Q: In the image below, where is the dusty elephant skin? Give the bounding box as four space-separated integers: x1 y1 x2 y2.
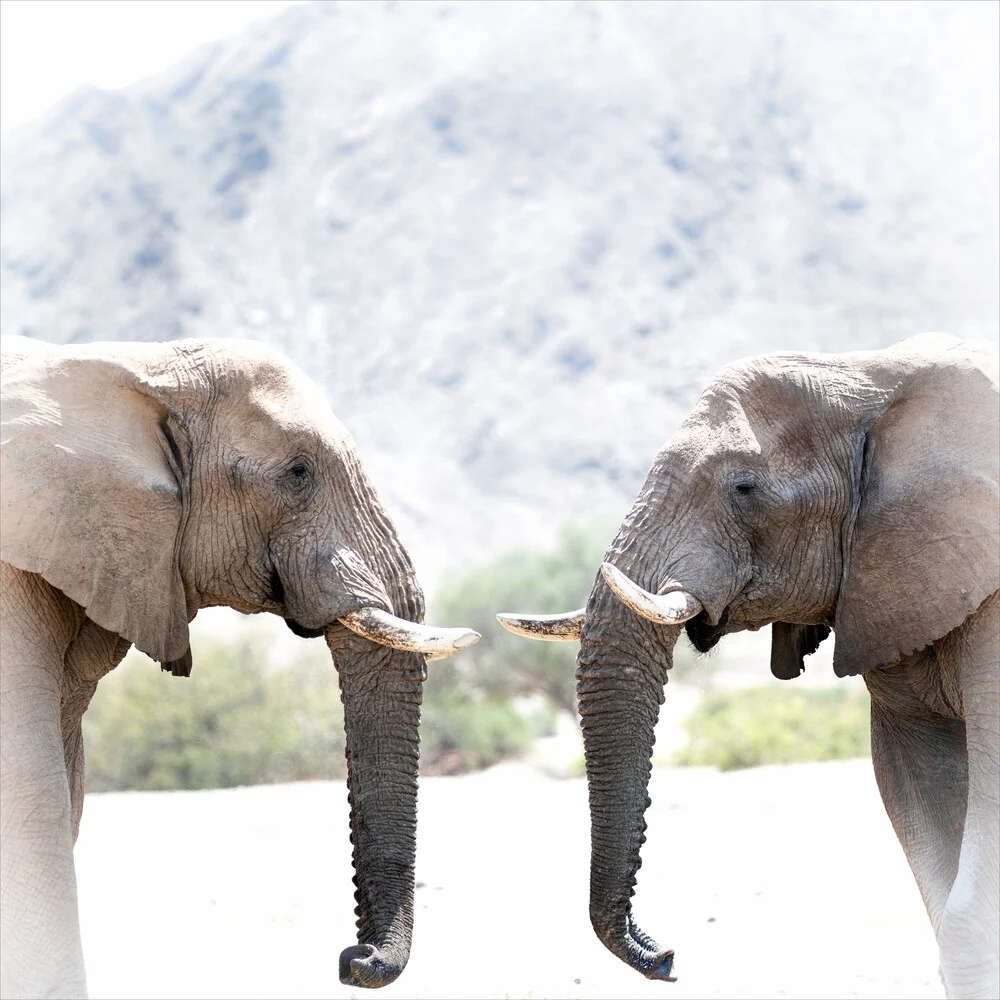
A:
0 336 478 998
500 334 999 999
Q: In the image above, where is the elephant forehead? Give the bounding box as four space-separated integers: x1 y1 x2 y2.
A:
694 360 863 439
667 390 761 465
713 353 865 403
217 397 352 459
211 361 352 448
175 339 336 411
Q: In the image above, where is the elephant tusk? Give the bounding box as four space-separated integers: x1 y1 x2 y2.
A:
495 609 586 641
600 562 703 625
338 608 481 659
424 648 464 662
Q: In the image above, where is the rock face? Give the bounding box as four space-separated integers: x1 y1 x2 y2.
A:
2 0 997 582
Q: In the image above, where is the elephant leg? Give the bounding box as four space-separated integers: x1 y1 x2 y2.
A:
1 565 88 999
936 597 1000 999
865 666 968 933
61 622 131 841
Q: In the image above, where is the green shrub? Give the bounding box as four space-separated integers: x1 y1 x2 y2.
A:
409 519 615 774
84 617 346 792
429 518 702 716
672 684 871 770
419 658 540 775
429 519 616 720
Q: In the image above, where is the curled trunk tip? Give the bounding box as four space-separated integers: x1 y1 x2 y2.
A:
339 943 408 989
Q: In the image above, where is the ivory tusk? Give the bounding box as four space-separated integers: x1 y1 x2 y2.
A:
338 608 480 658
495 609 586 641
600 562 703 625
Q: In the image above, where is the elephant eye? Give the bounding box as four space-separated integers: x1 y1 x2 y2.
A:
283 458 314 489
730 474 759 501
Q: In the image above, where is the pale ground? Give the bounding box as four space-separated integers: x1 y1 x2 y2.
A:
75 754 945 1000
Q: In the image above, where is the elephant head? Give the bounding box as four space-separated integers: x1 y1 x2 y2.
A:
499 333 999 980
0 336 479 989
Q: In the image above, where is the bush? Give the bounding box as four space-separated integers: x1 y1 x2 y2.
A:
419 660 541 775
84 616 346 792
428 520 615 719
418 521 615 773
419 518 626 773
429 517 704 719
672 684 871 770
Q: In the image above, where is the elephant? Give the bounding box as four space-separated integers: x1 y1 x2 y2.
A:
0 335 479 998
499 334 999 999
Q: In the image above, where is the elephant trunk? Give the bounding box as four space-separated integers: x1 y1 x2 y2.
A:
577 603 680 981
330 634 424 989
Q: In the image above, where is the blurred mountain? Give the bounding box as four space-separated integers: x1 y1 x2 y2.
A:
2 0 997 585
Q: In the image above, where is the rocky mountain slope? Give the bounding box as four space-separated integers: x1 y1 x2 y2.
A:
2 0 997 584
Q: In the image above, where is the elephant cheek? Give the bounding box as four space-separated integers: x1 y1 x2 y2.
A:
331 635 423 988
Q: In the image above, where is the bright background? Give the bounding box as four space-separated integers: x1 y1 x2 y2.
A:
2 2 995 996
0 0 301 134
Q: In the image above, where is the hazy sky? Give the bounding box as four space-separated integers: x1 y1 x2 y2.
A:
0 0 301 135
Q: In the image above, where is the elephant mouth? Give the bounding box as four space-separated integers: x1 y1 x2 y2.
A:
268 567 328 637
285 617 326 639
685 609 732 653
268 566 289 606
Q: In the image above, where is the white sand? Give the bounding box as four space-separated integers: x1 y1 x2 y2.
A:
75 759 943 1000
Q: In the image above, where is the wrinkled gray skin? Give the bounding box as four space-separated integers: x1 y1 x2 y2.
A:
1 337 426 996
576 335 999 998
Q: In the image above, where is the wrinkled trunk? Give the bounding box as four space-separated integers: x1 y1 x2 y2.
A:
329 631 424 989
577 594 681 980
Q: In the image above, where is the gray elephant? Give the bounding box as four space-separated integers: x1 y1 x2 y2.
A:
500 334 999 999
0 336 479 998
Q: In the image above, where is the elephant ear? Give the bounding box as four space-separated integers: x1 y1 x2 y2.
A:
770 623 831 680
833 338 1000 677
1 345 192 667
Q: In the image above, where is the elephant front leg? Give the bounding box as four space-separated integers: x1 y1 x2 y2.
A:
937 603 1000 1000
1 566 89 999
939 759 1000 999
0 709 86 999
866 671 968 934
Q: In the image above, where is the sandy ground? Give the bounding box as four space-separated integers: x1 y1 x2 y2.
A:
75 758 944 1000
